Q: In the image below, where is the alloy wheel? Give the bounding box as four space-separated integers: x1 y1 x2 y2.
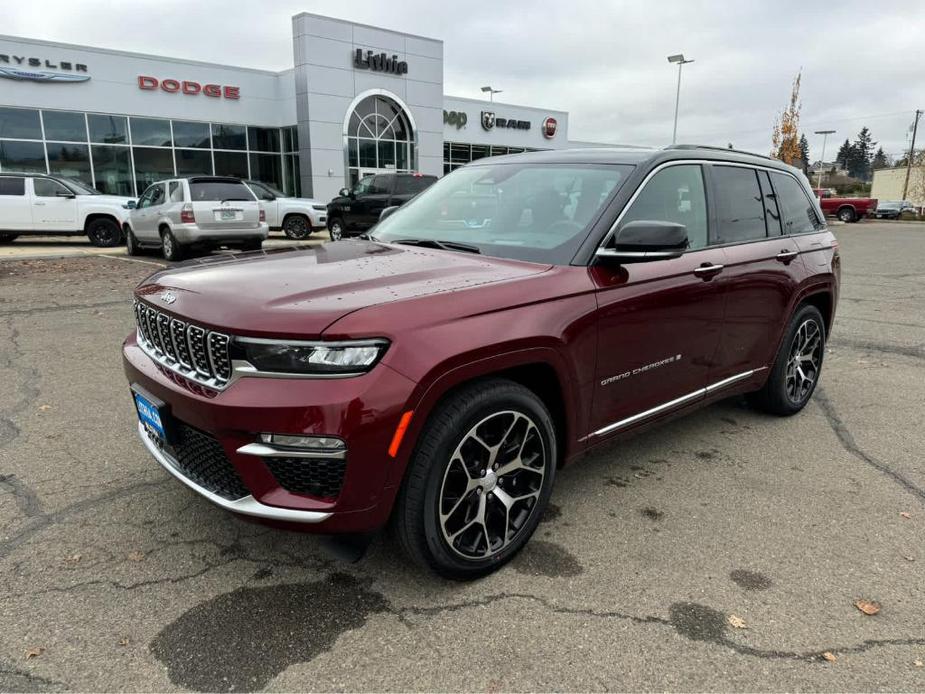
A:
285 216 310 239
438 410 546 559
329 221 343 241
785 319 822 403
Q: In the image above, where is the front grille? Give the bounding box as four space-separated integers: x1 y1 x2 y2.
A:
264 456 346 499
134 301 232 389
170 423 250 500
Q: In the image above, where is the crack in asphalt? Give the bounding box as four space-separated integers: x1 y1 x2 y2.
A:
815 387 925 504
0 659 68 692
829 337 925 360
0 317 41 450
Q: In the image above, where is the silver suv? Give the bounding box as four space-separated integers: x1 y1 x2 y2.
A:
124 177 268 260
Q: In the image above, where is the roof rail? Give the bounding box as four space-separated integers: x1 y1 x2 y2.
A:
665 144 776 161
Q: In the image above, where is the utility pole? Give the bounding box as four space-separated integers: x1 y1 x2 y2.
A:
667 54 694 145
901 109 922 201
814 129 836 192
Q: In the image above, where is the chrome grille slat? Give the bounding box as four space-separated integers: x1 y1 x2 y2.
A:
133 301 231 390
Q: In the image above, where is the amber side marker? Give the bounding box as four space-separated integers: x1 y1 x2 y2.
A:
388 410 414 458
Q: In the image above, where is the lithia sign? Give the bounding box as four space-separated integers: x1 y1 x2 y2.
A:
0 54 89 82
353 49 408 75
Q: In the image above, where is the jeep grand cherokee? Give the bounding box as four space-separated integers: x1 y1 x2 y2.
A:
123 146 839 578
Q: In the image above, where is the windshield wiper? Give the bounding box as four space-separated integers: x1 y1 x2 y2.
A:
391 238 481 254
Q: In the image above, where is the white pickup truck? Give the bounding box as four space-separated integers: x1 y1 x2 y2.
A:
0 173 135 247
243 179 327 239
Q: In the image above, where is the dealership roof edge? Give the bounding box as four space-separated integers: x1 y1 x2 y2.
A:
291 12 443 44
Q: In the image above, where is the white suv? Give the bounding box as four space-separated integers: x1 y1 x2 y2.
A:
124 177 269 261
0 173 134 247
243 180 327 239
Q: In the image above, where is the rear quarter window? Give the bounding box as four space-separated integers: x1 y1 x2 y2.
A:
0 177 25 195
770 172 821 234
188 180 255 202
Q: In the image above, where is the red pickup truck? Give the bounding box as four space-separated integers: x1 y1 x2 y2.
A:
813 188 877 223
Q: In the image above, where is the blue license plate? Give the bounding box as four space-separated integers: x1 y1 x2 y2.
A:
134 392 165 440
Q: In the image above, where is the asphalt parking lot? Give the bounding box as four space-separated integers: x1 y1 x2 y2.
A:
1 222 923 692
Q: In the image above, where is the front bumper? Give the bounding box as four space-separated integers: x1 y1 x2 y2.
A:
123 334 416 532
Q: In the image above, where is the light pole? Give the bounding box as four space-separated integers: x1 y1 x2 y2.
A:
667 54 694 145
814 129 836 192
481 86 502 103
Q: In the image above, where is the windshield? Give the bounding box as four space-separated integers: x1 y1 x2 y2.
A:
249 180 286 198
61 177 99 195
373 163 632 264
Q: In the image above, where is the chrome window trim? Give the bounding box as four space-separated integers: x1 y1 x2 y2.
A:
582 368 765 440
596 159 824 253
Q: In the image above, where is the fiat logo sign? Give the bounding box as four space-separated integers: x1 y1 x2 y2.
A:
542 117 558 139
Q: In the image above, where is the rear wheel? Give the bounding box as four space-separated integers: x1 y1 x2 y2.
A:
328 217 345 241
125 227 141 256
283 215 312 240
86 218 122 247
393 379 556 579
748 304 826 416
0 233 18 243
837 206 856 223
160 228 185 261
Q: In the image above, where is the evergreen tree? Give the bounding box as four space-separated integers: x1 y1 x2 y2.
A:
835 139 853 169
871 147 890 170
849 127 876 181
798 134 810 174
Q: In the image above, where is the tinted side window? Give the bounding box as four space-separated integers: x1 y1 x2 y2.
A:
770 172 820 234
620 164 708 250
713 166 767 243
394 175 433 195
0 177 25 196
368 175 392 195
759 171 783 235
149 184 166 207
33 178 71 197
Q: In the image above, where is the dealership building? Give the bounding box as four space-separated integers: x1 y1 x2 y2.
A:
0 13 612 201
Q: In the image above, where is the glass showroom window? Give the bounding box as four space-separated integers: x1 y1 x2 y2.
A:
0 140 45 173
346 95 414 185
133 147 174 194
212 124 246 150
46 142 91 183
92 145 133 196
42 111 87 142
172 121 211 149
214 151 248 178
175 149 212 177
131 118 172 147
88 114 128 145
0 106 42 140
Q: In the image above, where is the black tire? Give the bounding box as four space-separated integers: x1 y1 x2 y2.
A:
283 214 312 240
242 239 263 252
0 233 18 243
125 227 141 256
160 228 185 261
328 217 345 241
747 304 826 416
86 217 122 247
392 379 557 580
837 206 856 223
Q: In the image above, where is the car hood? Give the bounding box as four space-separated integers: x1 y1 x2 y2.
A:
85 194 133 206
281 196 324 206
136 240 550 338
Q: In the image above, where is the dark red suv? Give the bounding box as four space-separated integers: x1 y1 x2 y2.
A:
123 146 839 578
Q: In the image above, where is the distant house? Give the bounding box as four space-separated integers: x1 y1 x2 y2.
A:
810 161 849 177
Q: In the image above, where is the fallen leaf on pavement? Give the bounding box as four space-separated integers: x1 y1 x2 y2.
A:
25 647 45 659
38 404 52 412
126 551 145 562
63 553 81 565
900 512 911 519
118 637 130 647
855 599 881 615
822 651 837 662
914 660 923 668
727 614 747 629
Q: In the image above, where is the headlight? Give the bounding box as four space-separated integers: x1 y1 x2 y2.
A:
235 338 388 375
311 204 326 211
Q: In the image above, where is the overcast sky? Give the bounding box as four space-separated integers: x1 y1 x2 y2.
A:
6 0 922 162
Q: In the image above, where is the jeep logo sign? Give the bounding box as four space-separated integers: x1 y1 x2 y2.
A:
443 110 468 129
353 49 408 75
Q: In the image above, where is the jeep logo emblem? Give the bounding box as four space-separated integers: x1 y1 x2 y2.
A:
444 110 468 129
159 291 177 305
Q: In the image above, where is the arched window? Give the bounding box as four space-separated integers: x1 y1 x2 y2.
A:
345 94 414 186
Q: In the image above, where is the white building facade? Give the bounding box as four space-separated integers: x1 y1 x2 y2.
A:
0 13 593 202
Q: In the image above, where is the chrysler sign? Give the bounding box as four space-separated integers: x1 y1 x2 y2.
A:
0 54 89 83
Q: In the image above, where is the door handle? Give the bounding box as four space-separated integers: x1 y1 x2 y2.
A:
34 202 46 206
776 249 798 263
693 263 724 279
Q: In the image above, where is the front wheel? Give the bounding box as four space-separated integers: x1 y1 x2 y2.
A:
393 379 556 579
86 218 122 247
748 304 826 416
328 218 345 241
283 215 312 240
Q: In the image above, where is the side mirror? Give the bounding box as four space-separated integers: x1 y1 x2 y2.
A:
339 187 351 198
379 205 399 222
56 191 76 199
125 200 137 209
595 220 688 263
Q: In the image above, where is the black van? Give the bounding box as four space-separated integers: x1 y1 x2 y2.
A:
326 172 437 240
